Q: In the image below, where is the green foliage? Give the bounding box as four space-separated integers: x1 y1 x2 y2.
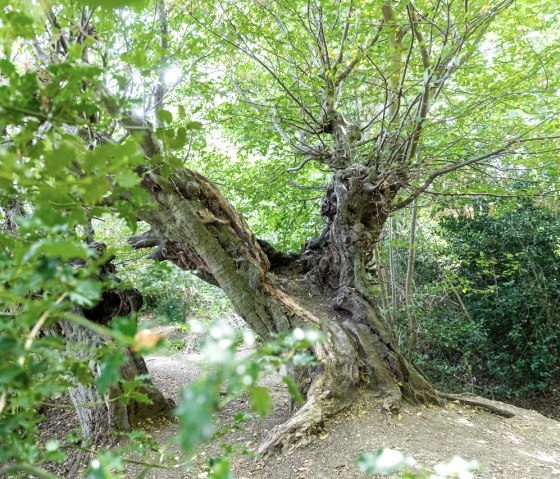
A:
96 351 127 395
2 0 560 477
358 449 416 475
414 200 560 396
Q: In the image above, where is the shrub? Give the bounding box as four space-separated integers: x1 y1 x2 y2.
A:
414 200 560 397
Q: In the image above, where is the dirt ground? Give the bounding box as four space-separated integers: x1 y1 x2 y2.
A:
38 325 560 479
126 328 560 479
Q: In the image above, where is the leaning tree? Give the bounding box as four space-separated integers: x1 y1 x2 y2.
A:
2 0 559 458
122 0 559 452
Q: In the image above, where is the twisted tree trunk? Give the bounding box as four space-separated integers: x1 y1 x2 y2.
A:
129 164 440 454
55 312 173 474
57 304 173 448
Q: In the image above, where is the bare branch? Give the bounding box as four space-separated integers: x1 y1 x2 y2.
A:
392 134 560 210
335 21 384 86
333 0 354 69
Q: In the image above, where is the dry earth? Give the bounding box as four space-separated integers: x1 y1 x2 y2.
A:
126 325 560 479
38 325 560 479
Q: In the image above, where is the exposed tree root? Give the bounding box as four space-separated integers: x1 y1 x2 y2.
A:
258 380 433 457
258 396 326 456
258 388 515 457
439 392 516 418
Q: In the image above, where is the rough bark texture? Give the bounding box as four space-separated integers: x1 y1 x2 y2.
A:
55 246 173 451
129 159 440 454
56 315 172 448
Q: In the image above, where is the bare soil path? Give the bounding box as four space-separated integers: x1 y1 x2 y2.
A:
137 332 560 479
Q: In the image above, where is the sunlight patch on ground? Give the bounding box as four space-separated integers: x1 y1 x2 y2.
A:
518 450 559 464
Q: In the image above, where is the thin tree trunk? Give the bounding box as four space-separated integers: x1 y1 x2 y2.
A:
406 200 418 357
451 287 472 321
154 0 168 127
373 243 390 315
56 249 173 452
387 216 398 329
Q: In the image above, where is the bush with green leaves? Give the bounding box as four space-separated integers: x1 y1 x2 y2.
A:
414 200 560 396
127 261 232 324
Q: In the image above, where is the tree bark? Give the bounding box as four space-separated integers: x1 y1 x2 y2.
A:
406 200 418 358
129 163 440 454
54 247 173 453
56 314 172 448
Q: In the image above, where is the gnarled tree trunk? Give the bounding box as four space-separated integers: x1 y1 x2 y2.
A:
129 163 439 454
52 247 173 456
56 307 172 448
55 313 173 474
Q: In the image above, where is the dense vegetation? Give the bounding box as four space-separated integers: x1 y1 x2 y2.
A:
371 198 560 398
1 0 559 478
416 200 560 397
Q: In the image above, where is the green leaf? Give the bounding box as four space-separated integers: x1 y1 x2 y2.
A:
43 241 90 260
0 59 16 77
78 0 149 11
156 109 173 124
115 171 140 188
121 378 152 405
69 279 102 307
249 386 271 417
282 376 303 405
86 461 106 479
66 359 94 386
85 453 122 479
174 126 188 148
79 176 111 202
208 458 232 479
176 378 219 453
96 352 126 395
185 120 203 130
111 316 137 337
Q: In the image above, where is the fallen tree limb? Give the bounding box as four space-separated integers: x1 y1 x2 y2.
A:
438 392 515 418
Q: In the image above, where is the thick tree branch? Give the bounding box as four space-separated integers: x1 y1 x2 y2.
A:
128 228 162 249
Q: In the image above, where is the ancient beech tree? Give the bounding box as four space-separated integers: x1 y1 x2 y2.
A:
121 0 560 452
5 0 558 459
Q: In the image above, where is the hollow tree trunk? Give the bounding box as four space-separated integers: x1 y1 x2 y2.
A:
129 165 440 454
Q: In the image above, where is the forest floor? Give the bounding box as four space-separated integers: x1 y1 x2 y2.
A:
122 324 560 479
39 324 560 479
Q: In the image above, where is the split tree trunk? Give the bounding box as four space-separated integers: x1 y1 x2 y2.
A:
129 165 440 454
